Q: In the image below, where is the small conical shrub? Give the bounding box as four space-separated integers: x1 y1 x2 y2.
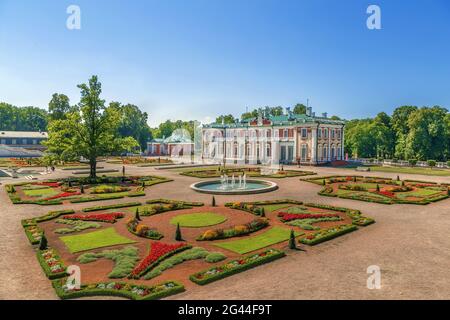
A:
212 196 216 207
80 185 84 194
397 175 400 181
260 207 265 217
322 179 326 186
376 184 380 192
175 223 183 241
39 233 48 250
135 208 141 221
288 229 296 250
141 181 146 188
353 176 357 182
447 188 450 196
401 181 405 186
68 180 72 187
122 166 125 176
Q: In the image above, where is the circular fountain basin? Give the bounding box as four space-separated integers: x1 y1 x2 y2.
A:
190 179 278 195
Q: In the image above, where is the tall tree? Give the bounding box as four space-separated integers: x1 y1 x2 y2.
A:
215 114 236 124
48 93 73 121
293 103 307 114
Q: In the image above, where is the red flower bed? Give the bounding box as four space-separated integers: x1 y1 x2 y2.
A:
34 182 61 188
63 212 124 223
43 191 81 201
377 190 396 198
129 242 188 278
278 212 339 222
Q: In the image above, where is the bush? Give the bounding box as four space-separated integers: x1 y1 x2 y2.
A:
175 223 183 241
408 159 417 166
204 252 227 263
82 202 141 212
212 196 216 207
39 233 48 250
427 160 436 167
288 229 296 249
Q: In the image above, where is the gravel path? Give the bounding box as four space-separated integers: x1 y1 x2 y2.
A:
0 163 449 300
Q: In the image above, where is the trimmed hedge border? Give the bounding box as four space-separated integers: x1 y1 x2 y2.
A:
146 198 204 207
300 224 358 245
190 248 286 285
36 248 67 280
82 202 142 212
304 203 375 226
52 278 185 300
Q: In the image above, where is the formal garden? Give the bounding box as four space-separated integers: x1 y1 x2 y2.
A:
304 175 450 205
106 156 175 167
179 166 316 178
5 175 172 205
20 195 374 300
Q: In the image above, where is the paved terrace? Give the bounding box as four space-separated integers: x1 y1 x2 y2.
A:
0 162 449 300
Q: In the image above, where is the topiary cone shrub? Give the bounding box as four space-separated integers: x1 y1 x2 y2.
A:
135 208 141 221
212 196 216 207
322 179 326 186
288 229 296 250
353 176 357 182
175 223 183 241
80 185 84 194
376 184 380 192
39 233 48 250
260 207 265 217
397 175 400 181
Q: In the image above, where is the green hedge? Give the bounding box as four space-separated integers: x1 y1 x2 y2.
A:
70 195 125 203
300 224 358 245
304 203 375 226
36 248 67 280
146 199 204 207
52 279 185 300
190 248 286 285
82 202 142 212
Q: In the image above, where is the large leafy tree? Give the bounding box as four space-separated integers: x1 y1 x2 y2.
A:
48 94 74 121
215 114 236 124
293 103 307 114
109 102 151 151
45 76 139 178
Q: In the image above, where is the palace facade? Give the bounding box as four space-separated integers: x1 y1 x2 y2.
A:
201 107 345 165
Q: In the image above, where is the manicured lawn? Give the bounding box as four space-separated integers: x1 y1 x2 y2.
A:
60 227 135 253
170 213 227 228
23 188 59 198
260 204 293 212
367 166 450 176
214 226 303 254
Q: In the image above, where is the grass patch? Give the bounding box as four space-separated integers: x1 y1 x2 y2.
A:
367 166 450 176
77 246 139 278
23 188 59 198
214 226 303 254
60 228 135 253
170 213 227 228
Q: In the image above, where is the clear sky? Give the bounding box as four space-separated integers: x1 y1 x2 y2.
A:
0 0 449 126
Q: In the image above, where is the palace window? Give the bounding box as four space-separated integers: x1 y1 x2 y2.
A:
331 129 335 139
301 128 307 139
323 129 328 139
301 144 308 161
317 128 322 139
283 129 288 138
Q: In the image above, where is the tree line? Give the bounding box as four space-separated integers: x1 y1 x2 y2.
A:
345 106 450 162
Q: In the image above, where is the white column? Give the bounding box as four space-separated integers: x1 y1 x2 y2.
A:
311 126 317 164
341 126 345 160
327 127 331 161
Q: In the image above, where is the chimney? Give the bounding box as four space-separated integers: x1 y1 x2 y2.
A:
322 112 328 118
306 107 312 117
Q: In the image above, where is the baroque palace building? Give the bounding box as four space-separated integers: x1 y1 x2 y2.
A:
201 107 345 165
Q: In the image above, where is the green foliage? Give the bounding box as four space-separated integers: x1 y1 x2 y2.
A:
39 233 48 250
427 160 436 167
288 229 297 249
212 196 216 207
54 219 101 234
175 223 183 241
135 208 141 221
0 102 48 131
204 252 227 263
345 106 449 161
77 246 140 278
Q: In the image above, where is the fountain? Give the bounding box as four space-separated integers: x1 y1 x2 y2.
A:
190 172 277 195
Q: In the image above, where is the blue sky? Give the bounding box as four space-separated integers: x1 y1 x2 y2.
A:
0 0 449 126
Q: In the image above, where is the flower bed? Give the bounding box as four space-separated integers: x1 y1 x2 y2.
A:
190 248 285 285
43 191 81 201
37 248 67 279
277 212 339 222
34 182 62 188
23 224 44 245
300 224 358 245
52 278 184 300
197 218 269 241
82 202 141 212
63 212 124 223
129 242 191 279
126 218 164 240
304 203 375 226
